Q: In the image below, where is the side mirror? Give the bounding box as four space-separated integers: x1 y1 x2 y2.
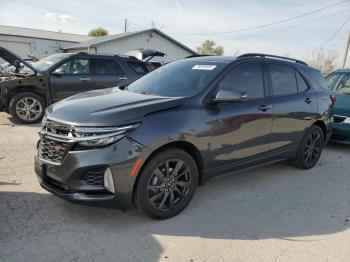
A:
210 89 247 104
51 68 64 76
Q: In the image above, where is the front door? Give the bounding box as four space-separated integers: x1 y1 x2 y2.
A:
208 62 274 176
49 57 94 102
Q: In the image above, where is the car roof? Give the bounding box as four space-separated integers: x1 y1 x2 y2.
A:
183 54 308 67
183 55 237 63
69 52 141 61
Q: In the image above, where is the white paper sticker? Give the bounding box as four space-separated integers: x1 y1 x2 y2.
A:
192 65 217 70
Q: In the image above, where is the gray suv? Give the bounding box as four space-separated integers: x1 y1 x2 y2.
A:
35 54 334 219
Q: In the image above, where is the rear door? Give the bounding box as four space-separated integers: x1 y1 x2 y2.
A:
267 62 317 153
49 57 94 102
91 58 126 88
209 62 274 175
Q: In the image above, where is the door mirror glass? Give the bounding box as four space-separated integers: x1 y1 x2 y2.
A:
211 89 247 103
52 67 65 76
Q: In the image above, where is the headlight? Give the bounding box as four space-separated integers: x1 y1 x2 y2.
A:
78 134 125 147
74 124 140 147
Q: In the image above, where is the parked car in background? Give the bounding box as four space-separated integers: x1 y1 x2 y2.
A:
0 47 164 124
35 54 334 219
326 69 350 144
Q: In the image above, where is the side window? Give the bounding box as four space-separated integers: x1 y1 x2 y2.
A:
334 74 350 92
295 70 309 93
91 59 124 75
217 63 264 100
127 61 149 74
269 64 297 96
55 58 89 75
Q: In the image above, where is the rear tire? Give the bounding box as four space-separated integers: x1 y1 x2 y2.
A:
9 92 45 124
136 148 198 219
291 125 324 169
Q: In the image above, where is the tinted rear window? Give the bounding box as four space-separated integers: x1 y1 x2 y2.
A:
303 67 329 89
295 70 309 93
269 64 298 96
128 61 149 74
91 59 124 75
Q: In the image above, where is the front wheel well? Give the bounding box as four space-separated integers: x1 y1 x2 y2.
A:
6 87 46 105
132 141 204 202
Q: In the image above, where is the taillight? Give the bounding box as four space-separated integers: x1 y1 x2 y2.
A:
330 94 336 104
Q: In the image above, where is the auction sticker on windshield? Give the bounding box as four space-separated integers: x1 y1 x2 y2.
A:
192 65 217 70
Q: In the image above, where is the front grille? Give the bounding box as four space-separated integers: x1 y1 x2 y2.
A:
334 115 346 123
81 169 105 187
38 137 69 163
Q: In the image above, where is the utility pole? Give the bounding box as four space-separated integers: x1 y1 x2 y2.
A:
124 19 127 33
342 29 350 68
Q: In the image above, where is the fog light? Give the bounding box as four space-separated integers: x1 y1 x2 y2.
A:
104 167 115 193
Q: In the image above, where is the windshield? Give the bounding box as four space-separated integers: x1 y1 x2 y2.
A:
31 53 71 72
326 72 350 94
127 59 229 97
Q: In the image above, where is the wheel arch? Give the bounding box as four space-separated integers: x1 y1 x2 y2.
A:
312 120 327 141
132 140 204 202
6 86 46 107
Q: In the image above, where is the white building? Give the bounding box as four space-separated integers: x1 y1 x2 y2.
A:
63 28 197 62
0 25 92 59
0 26 197 62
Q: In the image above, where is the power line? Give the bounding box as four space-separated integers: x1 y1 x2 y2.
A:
167 0 350 36
318 14 350 48
223 9 350 41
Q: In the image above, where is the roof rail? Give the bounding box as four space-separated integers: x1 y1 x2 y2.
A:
237 53 307 65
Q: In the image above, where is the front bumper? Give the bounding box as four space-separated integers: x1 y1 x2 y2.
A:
330 122 350 144
34 137 147 209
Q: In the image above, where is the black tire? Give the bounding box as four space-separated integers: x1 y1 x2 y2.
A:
9 92 45 124
136 148 198 219
291 125 324 169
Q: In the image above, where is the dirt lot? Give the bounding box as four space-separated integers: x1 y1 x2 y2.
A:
1 111 350 262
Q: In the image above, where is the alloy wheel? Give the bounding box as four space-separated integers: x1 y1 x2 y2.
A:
303 129 322 164
15 97 43 121
147 159 192 212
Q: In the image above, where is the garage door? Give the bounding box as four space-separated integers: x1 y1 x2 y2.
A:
0 40 31 58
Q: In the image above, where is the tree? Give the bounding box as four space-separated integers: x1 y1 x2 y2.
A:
307 47 339 75
196 40 224 55
88 27 109 37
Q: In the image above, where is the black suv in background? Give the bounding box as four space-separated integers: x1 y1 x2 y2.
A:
0 47 164 124
35 54 334 219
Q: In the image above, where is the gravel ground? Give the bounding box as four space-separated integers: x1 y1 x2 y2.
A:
1 111 350 262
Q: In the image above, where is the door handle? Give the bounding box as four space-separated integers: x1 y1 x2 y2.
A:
118 77 128 80
80 77 90 81
304 98 312 104
258 105 272 112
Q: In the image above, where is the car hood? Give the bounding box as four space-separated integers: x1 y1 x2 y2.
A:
46 88 185 126
0 47 37 74
334 93 350 116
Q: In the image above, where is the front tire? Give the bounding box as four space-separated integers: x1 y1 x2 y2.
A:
136 148 198 219
292 125 324 169
9 92 45 124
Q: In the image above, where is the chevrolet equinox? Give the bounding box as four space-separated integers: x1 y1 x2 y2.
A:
35 54 334 219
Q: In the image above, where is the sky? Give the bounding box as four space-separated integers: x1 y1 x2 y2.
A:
0 0 349 66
